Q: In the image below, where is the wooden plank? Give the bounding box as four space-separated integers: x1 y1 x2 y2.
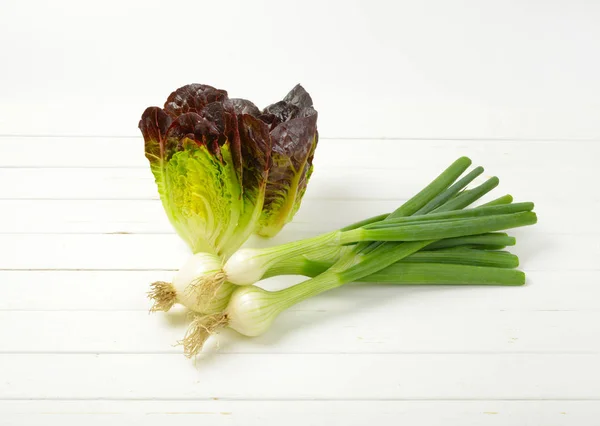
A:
1 310 599 354
0 198 594 235
0 138 596 168
0 165 588 203
1 353 599 399
1 270 596 312
1 400 597 426
0 231 590 270
0 199 384 234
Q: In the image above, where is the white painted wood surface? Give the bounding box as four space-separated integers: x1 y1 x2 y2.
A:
0 136 598 425
1 0 600 140
2 0 600 423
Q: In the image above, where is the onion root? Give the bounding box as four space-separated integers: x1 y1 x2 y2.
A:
180 313 229 358
148 281 177 312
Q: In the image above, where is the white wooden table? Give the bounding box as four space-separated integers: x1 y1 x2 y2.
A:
0 137 598 425
2 0 600 423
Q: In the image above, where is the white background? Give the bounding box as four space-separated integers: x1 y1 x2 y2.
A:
1 0 599 425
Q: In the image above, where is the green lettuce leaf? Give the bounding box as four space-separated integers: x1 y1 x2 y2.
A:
256 85 319 237
224 113 271 254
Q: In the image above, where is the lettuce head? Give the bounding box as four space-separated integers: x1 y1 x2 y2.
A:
139 84 318 257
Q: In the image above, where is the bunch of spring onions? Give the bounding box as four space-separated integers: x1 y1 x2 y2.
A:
146 157 537 357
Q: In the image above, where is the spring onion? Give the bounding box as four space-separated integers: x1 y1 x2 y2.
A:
173 158 537 356
149 158 532 315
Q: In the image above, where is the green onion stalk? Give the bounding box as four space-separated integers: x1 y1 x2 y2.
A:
176 157 537 356
149 158 529 315
264 246 521 277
